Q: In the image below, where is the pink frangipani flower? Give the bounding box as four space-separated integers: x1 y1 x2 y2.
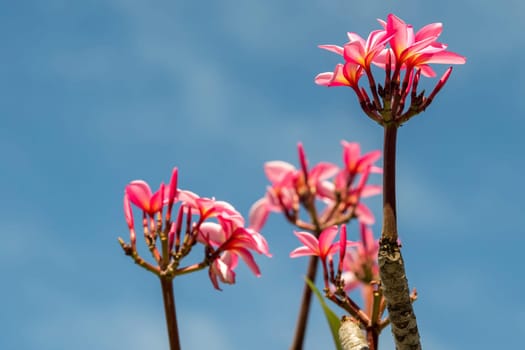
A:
379 13 466 77
290 225 340 263
199 215 268 290
315 62 363 88
125 167 179 217
343 30 393 69
341 141 382 175
126 181 165 216
209 251 237 290
249 143 339 231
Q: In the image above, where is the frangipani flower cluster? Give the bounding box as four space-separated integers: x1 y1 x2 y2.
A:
290 224 391 342
119 167 270 290
249 141 381 233
290 223 379 293
316 13 466 125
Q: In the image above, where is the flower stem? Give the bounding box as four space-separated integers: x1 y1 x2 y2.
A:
290 255 319 350
160 278 181 350
381 125 398 241
379 124 422 350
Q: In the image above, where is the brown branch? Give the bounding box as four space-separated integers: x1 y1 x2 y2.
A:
160 278 181 350
290 255 319 350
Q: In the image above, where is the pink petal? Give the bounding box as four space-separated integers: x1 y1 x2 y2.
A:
249 197 271 232
419 64 437 77
342 141 361 170
235 248 261 277
356 203 375 225
424 50 467 65
318 44 344 55
246 228 272 257
346 32 365 45
318 226 339 258
199 222 225 246
415 22 443 42
358 150 382 172
123 193 134 229
366 29 390 51
343 41 366 66
360 185 382 198
264 161 296 184
309 162 339 183
290 246 317 258
149 183 165 214
167 167 178 206
342 62 363 86
317 180 336 199
387 13 410 58
126 180 153 212
315 72 336 86
293 231 319 253
178 189 199 207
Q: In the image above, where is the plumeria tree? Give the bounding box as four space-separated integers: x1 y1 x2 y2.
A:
117 13 464 350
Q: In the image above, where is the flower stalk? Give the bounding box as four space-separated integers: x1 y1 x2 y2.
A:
290 255 319 350
160 277 181 350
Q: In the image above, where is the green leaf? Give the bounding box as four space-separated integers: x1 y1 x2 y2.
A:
305 277 342 350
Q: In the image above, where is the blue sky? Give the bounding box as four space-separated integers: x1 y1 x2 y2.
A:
1 0 524 349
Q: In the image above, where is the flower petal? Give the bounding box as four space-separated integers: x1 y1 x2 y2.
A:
126 180 153 212
293 231 319 254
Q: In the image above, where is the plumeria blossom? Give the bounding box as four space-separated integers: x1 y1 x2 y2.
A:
199 215 268 290
119 166 270 291
315 13 466 126
343 30 393 70
178 189 245 225
315 62 364 89
125 167 179 217
209 252 237 290
377 14 466 77
341 141 382 176
126 181 166 216
250 141 381 230
290 225 341 264
315 29 391 89
249 143 339 231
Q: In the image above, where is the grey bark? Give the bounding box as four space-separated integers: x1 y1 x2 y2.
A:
378 239 421 350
